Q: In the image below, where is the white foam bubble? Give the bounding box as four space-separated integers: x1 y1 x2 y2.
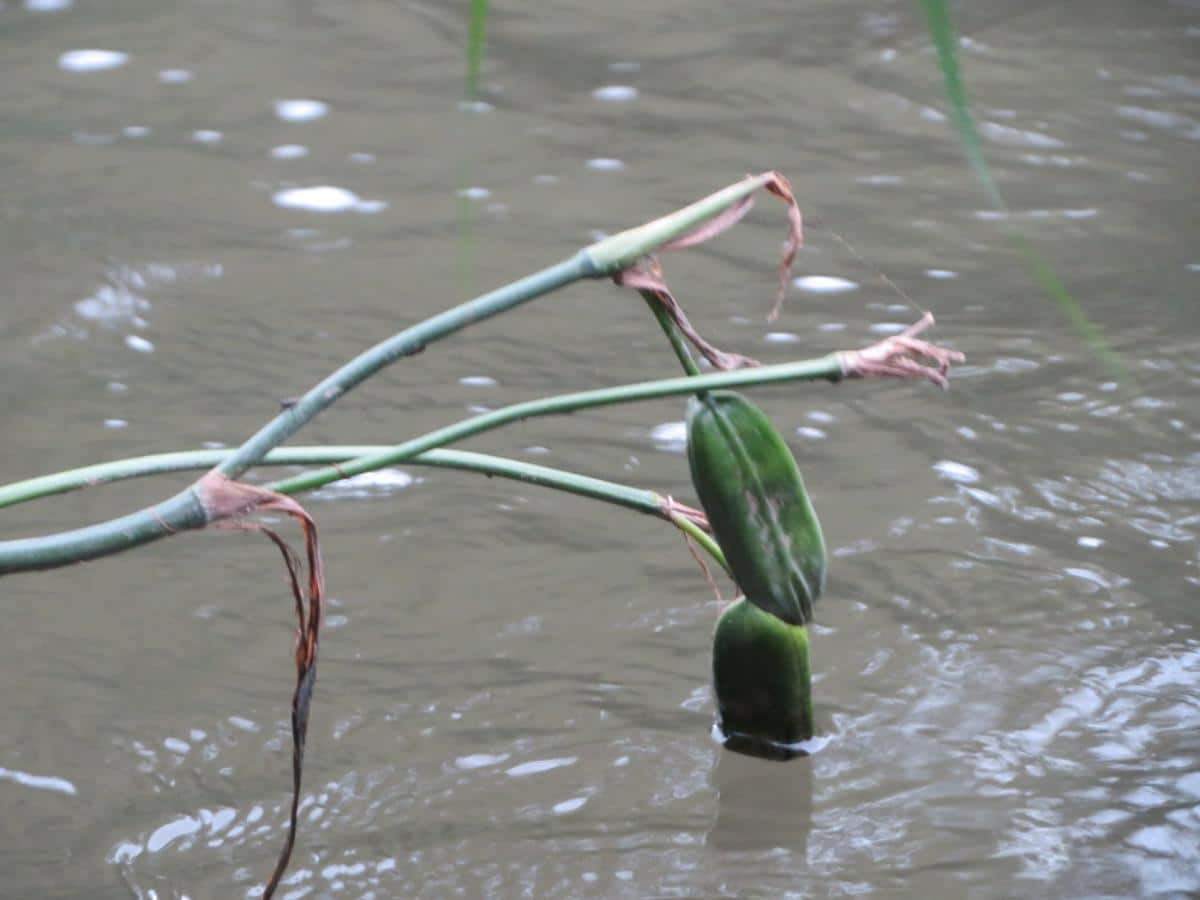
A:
124 334 155 353
158 68 193 84
275 98 329 122
933 460 980 484
0 766 77 796
457 186 491 200
764 331 800 344
273 185 360 213
869 322 908 335
122 125 150 138
586 157 625 171
456 753 509 770
103 418 128 429
592 84 638 102
1077 536 1105 549
459 375 497 387
26 0 73 12
552 796 588 814
59 49 129 73
191 129 222 145
793 275 858 294
506 756 577 778
925 268 958 279
271 143 308 160
348 151 376 164
796 426 826 440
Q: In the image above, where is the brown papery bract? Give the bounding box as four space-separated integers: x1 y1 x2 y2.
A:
196 471 324 900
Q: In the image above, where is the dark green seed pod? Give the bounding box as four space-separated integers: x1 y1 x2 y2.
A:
687 390 826 626
713 597 813 754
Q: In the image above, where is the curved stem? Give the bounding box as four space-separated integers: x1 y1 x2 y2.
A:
267 355 843 496
0 175 782 575
0 447 728 572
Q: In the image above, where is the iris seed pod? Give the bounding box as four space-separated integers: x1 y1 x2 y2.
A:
712 596 813 755
687 390 826 626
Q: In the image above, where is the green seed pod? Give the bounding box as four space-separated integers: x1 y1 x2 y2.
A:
713 597 813 755
687 390 826 625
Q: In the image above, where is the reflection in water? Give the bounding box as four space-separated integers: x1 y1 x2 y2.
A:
709 747 813 854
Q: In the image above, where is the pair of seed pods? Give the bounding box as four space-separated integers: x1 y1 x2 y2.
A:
687 390 827 755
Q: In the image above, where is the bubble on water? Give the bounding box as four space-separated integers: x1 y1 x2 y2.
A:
275 98 329 122
553 796 588 815
191 129 222 145
793 275 858 294
0 766 77 796
348 151 376 164
818 322 847 332
870 322 908 335
857 174 904 186
456 753 509 770
25 0 73 11
592 84 638 102
586 158 625 171
122 125 150 138
271 143 308 160
933 460 980 484
1077 536 1105 549
163 737 189 754
457 186 491 200
103 418 128 429
506 756 577 778
354 199 388 214
124 335 155 353
807 410 835 424
459 375 497 387
925 268 958 279
273 186 360 213
59 49 129 73
146 815 201 853
764 331 800 344
457 100 494 113
796 426 826 440
157 68 193 84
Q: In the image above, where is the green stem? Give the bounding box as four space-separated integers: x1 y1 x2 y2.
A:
643 294 703 377
267 354 843 497
0 446 728 572
0 176 774 575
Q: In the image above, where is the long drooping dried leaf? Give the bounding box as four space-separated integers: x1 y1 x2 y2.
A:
196 472 324 900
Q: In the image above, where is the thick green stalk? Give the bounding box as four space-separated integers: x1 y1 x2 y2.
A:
0 176 776 575
267 354 843 497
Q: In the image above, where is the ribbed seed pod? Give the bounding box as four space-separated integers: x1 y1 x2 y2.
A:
687 391 826 626
712 597 813 754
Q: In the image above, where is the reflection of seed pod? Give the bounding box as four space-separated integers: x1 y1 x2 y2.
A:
687 390 826 625
713 597 813 756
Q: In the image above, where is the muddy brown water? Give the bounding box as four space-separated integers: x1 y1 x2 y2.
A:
2 1 1198 897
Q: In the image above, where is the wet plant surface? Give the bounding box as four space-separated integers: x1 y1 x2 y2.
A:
2 1 1198 897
